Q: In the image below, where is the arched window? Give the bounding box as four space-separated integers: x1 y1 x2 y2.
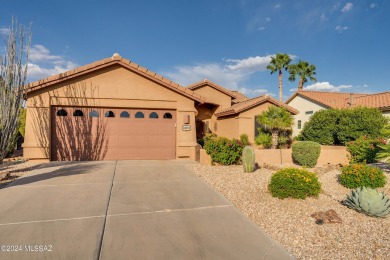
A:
120 111 130 118
105 111 115 117
149 112 158 119
57 109 68 116
89 110 99 117
135 111 144 118
163 112 173 119
73 110 84 117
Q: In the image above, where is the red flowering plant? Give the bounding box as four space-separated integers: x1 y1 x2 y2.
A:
346 135 381 163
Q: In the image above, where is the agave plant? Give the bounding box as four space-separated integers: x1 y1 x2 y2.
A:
342 187 390 218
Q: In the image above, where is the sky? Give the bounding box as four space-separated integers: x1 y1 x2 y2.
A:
0 0 389 100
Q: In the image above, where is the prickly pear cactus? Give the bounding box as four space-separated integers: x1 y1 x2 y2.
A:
342 187 390 218
242 146 256 173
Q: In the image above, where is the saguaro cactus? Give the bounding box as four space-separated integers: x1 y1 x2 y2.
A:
242 146 256 172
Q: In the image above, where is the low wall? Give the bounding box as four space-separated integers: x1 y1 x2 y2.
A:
199 145 349 166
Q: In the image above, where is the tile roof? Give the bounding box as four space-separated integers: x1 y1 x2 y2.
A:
26 54 206 103
187 79 249 103
215 95 299 117
286 90 390 110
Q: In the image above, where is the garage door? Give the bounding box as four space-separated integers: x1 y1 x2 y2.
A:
51 107 176 161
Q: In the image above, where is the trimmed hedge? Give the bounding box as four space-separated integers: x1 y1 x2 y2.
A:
346 135 382 163
292 141 321 167
269 168 321 199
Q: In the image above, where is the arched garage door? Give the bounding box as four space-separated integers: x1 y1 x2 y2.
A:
51 107 176 161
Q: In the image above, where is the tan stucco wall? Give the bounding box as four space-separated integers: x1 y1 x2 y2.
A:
215 115 239 139
192 84 233 138
238 102 274 143
24 65 198 160
287 95 327 137
199 145 349 166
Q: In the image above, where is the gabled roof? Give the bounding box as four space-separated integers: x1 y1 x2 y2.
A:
187 79 249 103
26 54 206 103
285 90 390 110
215 95 299 118
352 92 390 110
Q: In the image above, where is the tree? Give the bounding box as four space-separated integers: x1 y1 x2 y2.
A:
288 60 317 91
266 53 292 102
257 106 293 149
0 19 31 163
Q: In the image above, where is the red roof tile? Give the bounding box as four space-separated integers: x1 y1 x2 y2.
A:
215 95 299 117
26 54 206 103
286 90 390 110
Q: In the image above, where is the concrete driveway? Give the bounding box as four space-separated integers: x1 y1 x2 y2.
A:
0 160 293 259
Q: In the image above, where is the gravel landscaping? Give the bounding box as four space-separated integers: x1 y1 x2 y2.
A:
187 163 390 259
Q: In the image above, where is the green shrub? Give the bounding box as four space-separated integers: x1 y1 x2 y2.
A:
255 132 272 148
339 164 387 189
346 135 382 163
336 107 387 144
298 109 340 145
240 134 250 146
203 135 244 165
268 168 321 199
298 107 387 145
292 141 321 167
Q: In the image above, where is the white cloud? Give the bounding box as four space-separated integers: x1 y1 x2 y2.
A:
289 82 353 92
320 13 328 22
226 55 274 72
27 61 77 80
341 3 353 12
258 27 265 31
26 45 77 80
335 25 348 32
266 17 271 22
238 87 273 96
370 3 377 8
29 45 63 63
0 27 10 35
274 4 281 8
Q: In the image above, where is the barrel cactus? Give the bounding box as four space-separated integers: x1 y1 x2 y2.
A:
242 146 256 172
342 187 390 218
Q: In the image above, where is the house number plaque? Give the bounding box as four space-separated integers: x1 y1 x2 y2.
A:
182 125 191 131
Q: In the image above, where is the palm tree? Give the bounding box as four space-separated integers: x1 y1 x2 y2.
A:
288 60 317 91
257 106 293 149
266 53 292 102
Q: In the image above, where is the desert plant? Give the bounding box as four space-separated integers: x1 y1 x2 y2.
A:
268 168 321 199
266 53 292 101
288 59 317 91
346 135 382 163
292 141 321 167
240 133 250 146
342 187 390 218
242 146 256 172
203 135 244 165
376 142 390 162
256 106 293 149
339 164 386 189
255 132 272 148
0 19 31 163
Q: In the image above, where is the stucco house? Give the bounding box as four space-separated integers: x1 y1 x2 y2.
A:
24 54 297 162
286 90 390 136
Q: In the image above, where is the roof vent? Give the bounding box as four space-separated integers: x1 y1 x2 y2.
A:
112 53 120 58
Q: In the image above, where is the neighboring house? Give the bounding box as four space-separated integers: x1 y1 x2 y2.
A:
188 80 298 144
24 54 297 162
286 91 390 137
